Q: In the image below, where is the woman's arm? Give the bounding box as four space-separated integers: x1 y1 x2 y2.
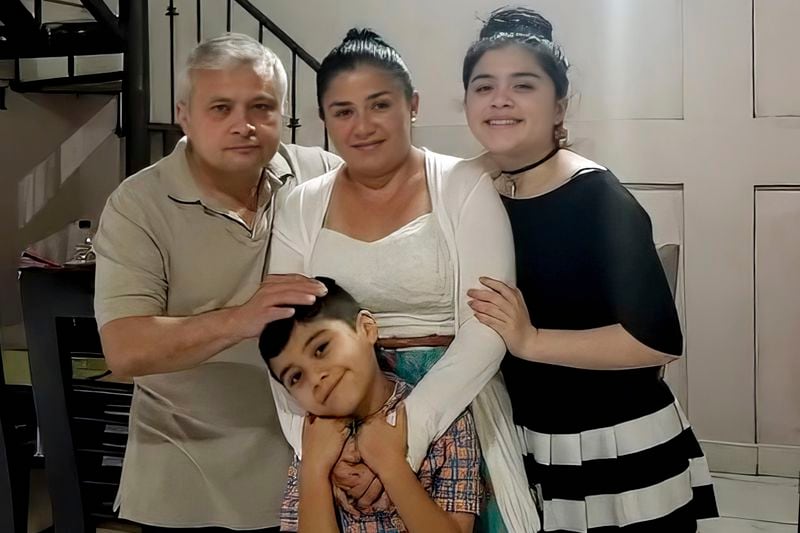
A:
403 167 515 467
267 195 314 457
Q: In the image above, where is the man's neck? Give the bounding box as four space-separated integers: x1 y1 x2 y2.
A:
186 146 264 209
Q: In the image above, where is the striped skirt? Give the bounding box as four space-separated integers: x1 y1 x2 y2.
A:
520 400 718 532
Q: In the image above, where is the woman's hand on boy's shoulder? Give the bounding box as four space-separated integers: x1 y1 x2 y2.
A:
301 415 350 479
356 403 409 478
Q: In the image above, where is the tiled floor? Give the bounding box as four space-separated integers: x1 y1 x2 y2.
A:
699 474 799 533
25 469 800 532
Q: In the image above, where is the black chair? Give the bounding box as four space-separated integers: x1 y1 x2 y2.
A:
20 265 134 533
0 341 37 533
0 343 18 532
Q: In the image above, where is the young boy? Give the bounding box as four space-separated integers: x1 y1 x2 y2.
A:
259 278 482 533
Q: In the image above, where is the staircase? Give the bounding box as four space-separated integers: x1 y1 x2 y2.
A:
1 1 123 91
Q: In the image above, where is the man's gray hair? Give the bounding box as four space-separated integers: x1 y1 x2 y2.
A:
177 33 288 109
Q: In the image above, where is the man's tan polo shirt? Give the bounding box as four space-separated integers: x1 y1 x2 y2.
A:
93 138 340 529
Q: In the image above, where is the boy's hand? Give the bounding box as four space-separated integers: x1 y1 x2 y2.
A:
356 403 408 479
301 415 350 478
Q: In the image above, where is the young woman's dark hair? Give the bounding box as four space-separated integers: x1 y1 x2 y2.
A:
462 7 570 100
316 28 414 118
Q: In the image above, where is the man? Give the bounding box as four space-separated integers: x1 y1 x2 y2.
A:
94 33 341 532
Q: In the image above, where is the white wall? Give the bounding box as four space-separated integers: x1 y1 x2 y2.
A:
0 92 122 349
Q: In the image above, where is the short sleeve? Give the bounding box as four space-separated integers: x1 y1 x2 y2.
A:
591 180 683 355
429 411 483 515
279 455 301 532
93 190 168 328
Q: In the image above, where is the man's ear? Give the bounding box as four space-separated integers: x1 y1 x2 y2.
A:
356 310 378 344
176 101 191 137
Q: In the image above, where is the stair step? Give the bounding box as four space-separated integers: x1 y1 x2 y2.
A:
11 70 122 93
0 19 123 59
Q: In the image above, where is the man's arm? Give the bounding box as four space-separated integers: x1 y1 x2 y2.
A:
100 274 327 377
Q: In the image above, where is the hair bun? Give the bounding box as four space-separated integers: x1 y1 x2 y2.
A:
480 7 554 41
343 28 386 45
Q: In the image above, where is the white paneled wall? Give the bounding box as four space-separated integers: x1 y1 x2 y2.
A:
755 189 800 446
754 0 800 117
627 185 688 409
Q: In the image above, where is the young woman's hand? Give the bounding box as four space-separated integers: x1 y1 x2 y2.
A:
467 276 538 358
356 403 408 479
301 415 350 479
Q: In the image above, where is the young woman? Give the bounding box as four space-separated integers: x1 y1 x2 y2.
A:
268 29 538 532
463 8 719 532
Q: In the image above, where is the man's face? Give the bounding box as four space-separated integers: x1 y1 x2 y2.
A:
177 64 282 176
269 314 379 418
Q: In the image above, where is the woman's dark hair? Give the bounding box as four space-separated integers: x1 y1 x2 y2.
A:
316 28 414 118
462 7 569 100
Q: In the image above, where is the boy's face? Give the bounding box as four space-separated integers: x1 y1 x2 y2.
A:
269 313 380 418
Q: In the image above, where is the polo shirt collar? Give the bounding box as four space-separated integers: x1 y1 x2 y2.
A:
164 136 291 206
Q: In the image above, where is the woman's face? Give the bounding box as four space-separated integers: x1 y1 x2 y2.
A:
321 65 418 178
464 44 566 169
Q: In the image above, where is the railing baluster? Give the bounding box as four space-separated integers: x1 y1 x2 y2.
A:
226 0 232 32
196 0 202 43
291 51 297 144
34 0 42 26
258 24 263 43
167 0 177 124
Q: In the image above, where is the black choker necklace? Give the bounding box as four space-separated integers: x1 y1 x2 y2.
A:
502 147 561 176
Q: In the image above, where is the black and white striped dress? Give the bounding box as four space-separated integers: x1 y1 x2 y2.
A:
501 169 718 532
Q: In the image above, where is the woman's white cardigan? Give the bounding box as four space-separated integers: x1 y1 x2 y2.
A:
268 150 539 532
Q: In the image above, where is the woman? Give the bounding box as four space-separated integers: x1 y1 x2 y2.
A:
463 8 719 532
269 29 538 532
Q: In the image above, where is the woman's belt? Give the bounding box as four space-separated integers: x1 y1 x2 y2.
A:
376 334 455 349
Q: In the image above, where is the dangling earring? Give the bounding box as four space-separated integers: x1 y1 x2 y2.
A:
554 123 569 148
411 114 417 124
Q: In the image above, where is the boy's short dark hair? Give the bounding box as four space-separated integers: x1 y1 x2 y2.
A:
258 277 361 376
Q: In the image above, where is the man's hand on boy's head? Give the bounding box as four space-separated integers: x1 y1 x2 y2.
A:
233 274 328 340
300 414 350 478
355 403 409 479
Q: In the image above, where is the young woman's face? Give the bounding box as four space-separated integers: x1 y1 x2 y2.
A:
465 44 566 169
321 65 418 178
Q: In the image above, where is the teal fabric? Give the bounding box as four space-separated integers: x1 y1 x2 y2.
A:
376 346 507 533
